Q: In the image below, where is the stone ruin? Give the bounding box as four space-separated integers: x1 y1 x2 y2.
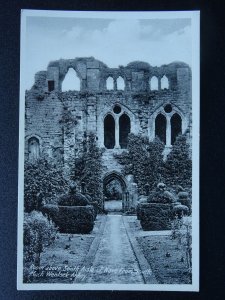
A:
25 57 192 211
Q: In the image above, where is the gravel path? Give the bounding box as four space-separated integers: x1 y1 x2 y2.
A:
80 215 144 284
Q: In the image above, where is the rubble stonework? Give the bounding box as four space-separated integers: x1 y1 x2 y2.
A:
25 57 192 198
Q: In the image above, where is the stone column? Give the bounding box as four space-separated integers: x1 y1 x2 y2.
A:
115 116 120 149
166 116 171 147
114 78 117 91
158 77 161 91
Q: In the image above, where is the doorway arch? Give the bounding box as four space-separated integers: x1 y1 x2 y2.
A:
103 172 129 213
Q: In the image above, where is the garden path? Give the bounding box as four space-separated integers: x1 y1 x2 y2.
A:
78 215 144 283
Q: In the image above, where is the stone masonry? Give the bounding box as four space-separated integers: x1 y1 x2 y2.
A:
25 57 192 204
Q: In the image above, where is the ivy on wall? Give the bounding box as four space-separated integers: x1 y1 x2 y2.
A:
72 133 104 205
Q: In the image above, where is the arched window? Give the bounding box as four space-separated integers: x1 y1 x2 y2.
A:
62 68 80 91
171 113 182 145
28 137 40 162
104 114 115 149
155 114 166 144
150 76 159 91
106 77 114 90
161 75 169 89
117 76 125 90
119 114 130 149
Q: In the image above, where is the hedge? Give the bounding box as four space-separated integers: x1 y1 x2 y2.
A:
42 205 95 234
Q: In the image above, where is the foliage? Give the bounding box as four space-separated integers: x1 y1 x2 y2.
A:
114 133 164 194
23 211 57 282
58 192 90 206
163 134 192 188
42 205 95 234
139 203 173 231
104 179 122 200
24 158 68 212
171 215 192 271
173 204 189 218
72 133 103 205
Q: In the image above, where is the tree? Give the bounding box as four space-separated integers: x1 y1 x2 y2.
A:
163 134 192 188
24 158 68 212
72 133 103 205
114 133 164 194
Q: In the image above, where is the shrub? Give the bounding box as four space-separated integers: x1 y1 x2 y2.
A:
24 158 68 212
171 216 192 272
114 133 164 194
139 203 173 230
163 134 192 189
42 204 95 234
58 192 90 206
23 211 57 282
72 133 103 206
173 204 189 218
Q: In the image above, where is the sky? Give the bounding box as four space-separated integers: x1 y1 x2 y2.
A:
24 15 192 90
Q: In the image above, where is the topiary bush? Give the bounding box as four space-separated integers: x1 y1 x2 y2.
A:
138 183 175 230
173 204 189 219
42 184 96 234
139 203 173 230
178 191 191 211
58 192 90 206
42 204 95 234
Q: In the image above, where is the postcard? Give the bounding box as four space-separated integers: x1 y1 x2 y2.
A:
18 9 199 291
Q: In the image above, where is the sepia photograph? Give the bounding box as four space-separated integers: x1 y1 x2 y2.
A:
17 9 199 291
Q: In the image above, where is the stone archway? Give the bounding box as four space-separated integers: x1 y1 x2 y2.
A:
103 172 129 213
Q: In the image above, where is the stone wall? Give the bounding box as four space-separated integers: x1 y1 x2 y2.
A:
25 57 192 179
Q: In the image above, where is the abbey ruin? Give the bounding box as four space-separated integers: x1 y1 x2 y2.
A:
25 57 192 210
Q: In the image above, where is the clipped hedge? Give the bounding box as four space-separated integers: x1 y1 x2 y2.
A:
138 203 173 231
178 191 191 210
42 205 95 234
58 192 90 206
173 204 189 218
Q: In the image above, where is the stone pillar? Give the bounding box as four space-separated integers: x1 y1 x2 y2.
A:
166 116 171 147
158 77 161 91
115 117 120 149
114 78 117 91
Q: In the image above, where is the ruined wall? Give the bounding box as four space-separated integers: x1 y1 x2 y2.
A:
25 57 192 176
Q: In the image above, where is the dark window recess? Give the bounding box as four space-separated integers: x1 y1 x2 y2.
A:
171 113 182 145
104 114 115 149
164 104 172 113
48 80 55 92
155 113 166 144
119 114 130 149
113 105 121 114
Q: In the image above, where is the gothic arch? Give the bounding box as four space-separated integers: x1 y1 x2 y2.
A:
103 171 127 192
171 113 182 145
61 67 80 91
150 76 159 91
155 113 166 144
27 136 41 162
104 114 115 149
106 76 114 90
119 113 131 148
148 103 187 147
117 76 125 90
161 75 169 89
103 171 130 212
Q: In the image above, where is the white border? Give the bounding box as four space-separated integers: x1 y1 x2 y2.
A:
18 9 200 292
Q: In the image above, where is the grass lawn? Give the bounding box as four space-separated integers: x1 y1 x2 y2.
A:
27 216 103 283
137 235 192 284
